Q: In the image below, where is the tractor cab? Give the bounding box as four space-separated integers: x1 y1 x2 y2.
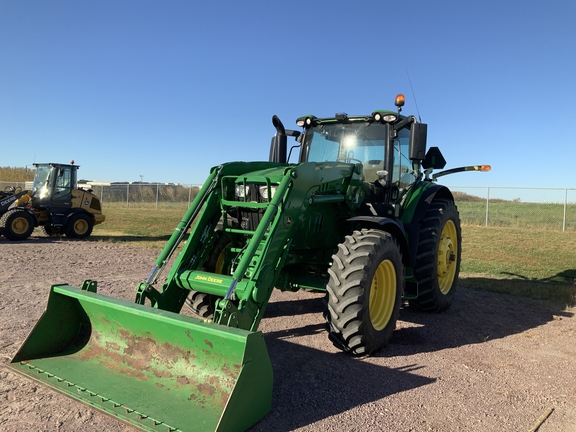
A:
293 95 428 210
298 114 416 184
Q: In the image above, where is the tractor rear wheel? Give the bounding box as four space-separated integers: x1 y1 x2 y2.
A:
324 229 403 356
65 213 94 239
410 198 461 312
185 230 232 319
1 210 34 241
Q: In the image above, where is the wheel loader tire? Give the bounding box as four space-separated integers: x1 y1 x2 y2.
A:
184 230 232 319
40 225 63 237
410 198 461 312
65 213 93 239
324 229 403 356
1 210 35 241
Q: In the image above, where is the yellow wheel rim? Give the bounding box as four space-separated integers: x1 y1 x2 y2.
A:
215 242 232 274
11 217 30 235
369 259 396 331
437 220 458 294
74 219 89 235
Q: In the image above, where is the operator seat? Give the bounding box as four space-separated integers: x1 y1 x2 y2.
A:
363 160 384 183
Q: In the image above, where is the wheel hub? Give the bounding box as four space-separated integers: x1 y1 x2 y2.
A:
12 217 29 234
369 259 396 331
75 220 88 235
437 220 458 294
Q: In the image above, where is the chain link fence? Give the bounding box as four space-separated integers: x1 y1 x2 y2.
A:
91 183 202 210
447 186 576 232
0 181 202 211
2 180 575 231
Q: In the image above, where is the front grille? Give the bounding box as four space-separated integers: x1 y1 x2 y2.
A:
89 198 101 211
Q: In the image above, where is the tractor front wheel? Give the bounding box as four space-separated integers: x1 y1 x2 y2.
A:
1 210 35 241
185 230 233 319
324 229 403 356
410 198 461 312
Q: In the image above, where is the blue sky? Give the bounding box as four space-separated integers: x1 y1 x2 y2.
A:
1 1 575 188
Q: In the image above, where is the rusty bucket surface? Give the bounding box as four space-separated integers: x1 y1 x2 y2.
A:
8 284 273 431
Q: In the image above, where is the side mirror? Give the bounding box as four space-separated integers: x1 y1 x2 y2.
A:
409 122 427 161
422 146 447 170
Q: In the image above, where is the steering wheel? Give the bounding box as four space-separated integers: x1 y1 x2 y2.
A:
337 158 363 165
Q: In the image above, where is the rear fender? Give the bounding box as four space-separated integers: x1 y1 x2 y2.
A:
28 208 39 227
9 207 40 227
401 183 454 268
403 184 453 223
66 210 89 224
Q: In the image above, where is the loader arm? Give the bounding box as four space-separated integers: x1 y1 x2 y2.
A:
137 160 361 332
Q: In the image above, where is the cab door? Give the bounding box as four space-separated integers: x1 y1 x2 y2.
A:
50 166 74 210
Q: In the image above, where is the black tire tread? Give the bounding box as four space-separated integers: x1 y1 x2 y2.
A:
324 229 403 356
410 199 461 312
0 209 34 241
41 226 63 237
65 213 94 239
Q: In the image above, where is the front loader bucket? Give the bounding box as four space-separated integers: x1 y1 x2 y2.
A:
8 284 273 432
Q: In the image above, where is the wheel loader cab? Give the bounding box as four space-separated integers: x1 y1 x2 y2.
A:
32 163 76 208
29 162 105 235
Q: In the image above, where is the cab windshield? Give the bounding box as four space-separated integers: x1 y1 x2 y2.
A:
302 122 412 183
32 165 54 199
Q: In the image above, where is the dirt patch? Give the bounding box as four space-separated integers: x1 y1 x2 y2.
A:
1 236 575 431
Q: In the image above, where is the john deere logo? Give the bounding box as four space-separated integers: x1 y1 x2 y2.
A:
195 274 224 284
1 196 16 206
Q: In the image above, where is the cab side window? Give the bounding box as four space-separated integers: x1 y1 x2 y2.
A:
54 168 72 197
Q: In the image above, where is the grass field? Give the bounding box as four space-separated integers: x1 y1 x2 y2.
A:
451 200 576 230
92 206 576 307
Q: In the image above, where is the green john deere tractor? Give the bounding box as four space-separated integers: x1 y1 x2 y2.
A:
8 95 489 431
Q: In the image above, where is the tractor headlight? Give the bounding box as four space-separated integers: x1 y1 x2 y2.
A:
296 116 317 128
235 184 246 199
372 111 397 123
259 185 278 200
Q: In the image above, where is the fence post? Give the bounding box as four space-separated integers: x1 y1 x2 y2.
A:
126 183 130 208
485 187 490 226
563 188 567 232
156 184 159 210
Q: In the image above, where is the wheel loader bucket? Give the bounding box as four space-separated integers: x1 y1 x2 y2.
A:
8 284 273 432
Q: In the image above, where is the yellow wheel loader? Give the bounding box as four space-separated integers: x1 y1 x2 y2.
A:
0 162 105 240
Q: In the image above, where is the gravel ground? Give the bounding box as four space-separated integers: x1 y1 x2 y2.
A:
0 236 575 431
